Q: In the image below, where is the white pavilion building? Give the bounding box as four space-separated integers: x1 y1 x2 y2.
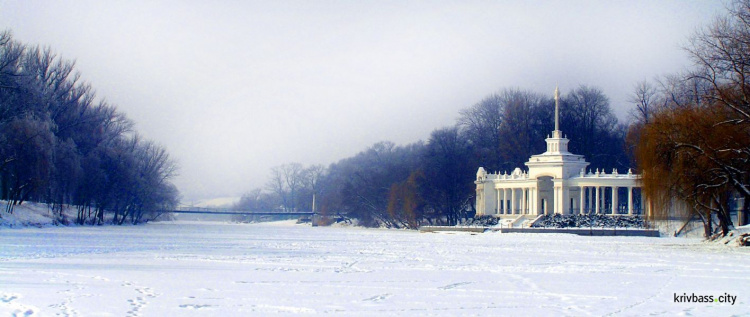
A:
475 87 648 218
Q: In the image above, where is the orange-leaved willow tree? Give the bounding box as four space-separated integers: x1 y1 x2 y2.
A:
634 0 750 238
636 101 749 237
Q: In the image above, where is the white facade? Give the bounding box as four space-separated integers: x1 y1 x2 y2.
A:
475 87 646 217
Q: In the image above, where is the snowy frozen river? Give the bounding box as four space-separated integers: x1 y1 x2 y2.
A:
0 221 748 316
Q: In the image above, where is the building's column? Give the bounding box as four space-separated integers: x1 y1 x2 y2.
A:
552 186 558 215
612 186 618 215
528 187 534 215
496 188 501 215
503 188 507 214
580 187 585 214
587 187 593 214
495 188 500 214
507 188 512 214
527 187 532 215
550 186 555 215
505 188 513 215
568 187 573 214
560 186 565 214
549 186 560 215
595 186 600 214
517 188 522 215
529 187 534 215
500 188 505 214
506 188 510 214
580 186 586 214
603 187 608 214
522 187 528 214
511 188 516 215
628 186 633 215
497 189 501 214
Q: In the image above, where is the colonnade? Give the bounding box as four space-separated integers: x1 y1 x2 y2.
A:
491 185 643 215
495 187 537 215
579 185 641 215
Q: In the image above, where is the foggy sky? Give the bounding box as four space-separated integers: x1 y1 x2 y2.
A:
0 1 725 204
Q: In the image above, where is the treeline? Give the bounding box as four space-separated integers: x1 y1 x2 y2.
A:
0 31 179 225
238 86 628 228
632 0 750 237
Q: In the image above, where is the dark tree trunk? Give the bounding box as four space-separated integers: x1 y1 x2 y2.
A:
703 211 713 238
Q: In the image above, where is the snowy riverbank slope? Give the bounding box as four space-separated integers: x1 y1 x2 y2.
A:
0 201 66 227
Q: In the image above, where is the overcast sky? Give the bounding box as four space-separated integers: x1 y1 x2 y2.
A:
0 0 726 204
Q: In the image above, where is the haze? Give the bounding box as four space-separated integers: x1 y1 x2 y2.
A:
0 0 724 204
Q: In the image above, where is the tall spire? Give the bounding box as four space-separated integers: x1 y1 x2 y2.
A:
545 85 570 153
554 85 560 137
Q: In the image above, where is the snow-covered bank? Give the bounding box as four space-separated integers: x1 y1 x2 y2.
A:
0 202 63 227
1 221 748 316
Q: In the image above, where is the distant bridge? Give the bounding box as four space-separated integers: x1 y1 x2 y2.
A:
167 206 314 216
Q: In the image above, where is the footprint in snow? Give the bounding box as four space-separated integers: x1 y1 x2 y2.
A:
1 294 37 317
1 294 18 303
363 293 391 302
439 282 472 290
180 304 214 309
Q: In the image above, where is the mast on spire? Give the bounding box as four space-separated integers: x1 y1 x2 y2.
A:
553 86 561 137
545 85 570 153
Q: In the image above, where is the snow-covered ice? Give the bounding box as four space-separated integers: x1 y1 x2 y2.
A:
0 221 748 316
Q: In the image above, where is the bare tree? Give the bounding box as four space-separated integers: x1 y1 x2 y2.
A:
498 88 551 170
628 80 659 124
561 85 627 170
3 116 55 212
237 188 262 211
457 93 503 171
266 166 287 211
686 0 750 123
303 164 326 212
266 163 305 211
282 163 304 211
421 127 474 225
